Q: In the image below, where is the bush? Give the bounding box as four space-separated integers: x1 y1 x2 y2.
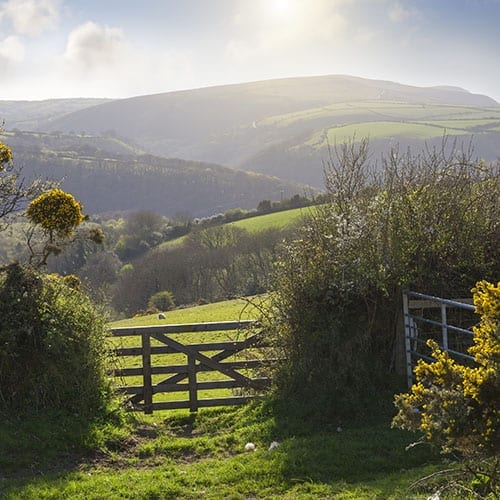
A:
266 138 499 418
148 290 176 311
0 263 112 415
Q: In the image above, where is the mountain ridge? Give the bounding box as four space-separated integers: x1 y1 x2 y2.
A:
2 74 499 189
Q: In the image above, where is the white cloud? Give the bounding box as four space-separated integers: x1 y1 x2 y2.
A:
0 35 25 63
0 0 61 36
60 21 193 98
63 21 127 74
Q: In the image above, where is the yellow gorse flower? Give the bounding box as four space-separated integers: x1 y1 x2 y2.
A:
26 188 84 237
0 142 13 170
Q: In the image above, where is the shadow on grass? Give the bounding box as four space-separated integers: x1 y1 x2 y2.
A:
0 408 129 479
263 392 442 490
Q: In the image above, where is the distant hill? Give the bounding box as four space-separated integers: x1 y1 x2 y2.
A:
3 75 500 187
2 131 308 217
0 98 112 131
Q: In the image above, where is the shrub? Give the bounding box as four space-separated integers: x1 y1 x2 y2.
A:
0 141 13 168
0 263 112 415
266 138 499 418
148 290 176 311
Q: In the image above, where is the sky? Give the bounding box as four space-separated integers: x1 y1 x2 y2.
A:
0 0 499 102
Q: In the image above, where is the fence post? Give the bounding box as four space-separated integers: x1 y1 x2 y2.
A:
142 332 153 414
188 354 198 412
402 290 413 388
441 303 448 351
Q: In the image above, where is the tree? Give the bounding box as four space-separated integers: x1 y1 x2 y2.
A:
25 187 103 268
0 137 52 230
148 290 175 311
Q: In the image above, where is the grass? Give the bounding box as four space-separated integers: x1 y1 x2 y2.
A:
109 296 265 328
156 206 309 251
0 403 448 499
228 207 311 233
306 121 468 149
0 299 454 499
261 101 500 129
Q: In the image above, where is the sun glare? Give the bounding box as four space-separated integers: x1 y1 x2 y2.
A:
268 0 294 18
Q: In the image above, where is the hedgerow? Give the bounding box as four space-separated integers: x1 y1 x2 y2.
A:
0 263 112 415
266 138 499 418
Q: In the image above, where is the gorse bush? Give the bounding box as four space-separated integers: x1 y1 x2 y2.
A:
0 141 13 167
26 188 84 238
267 138 499 418
0 263 112 415
393 280 499 496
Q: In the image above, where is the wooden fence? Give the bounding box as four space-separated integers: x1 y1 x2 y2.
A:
109 320 273 414
403 290 476 388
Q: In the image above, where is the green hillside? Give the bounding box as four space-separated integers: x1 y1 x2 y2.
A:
228 206 312 233
157 206 310 251
4 76 499 189
27 75 499 188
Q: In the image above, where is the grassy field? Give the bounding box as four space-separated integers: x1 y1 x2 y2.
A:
157 206 310 251
0 299 453 499
0 403 447 499
228 207 311 233
261 101 500 129
260 101 500 153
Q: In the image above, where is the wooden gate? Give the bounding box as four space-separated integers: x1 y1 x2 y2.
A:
110 320 273 413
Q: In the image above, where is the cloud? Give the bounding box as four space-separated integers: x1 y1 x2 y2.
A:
0 0 61 36
60 21 193 98
63 21 127 74
0 35 24 63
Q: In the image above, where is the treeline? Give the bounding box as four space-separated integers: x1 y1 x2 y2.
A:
3 130 309 217
112 225 293 315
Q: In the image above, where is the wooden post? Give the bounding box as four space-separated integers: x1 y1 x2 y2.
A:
188 354 198 412
142 332 153 414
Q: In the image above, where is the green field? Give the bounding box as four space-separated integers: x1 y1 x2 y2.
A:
261 101 500 129
228 206 311 233
157 206 310 251
110 297 263 328
258 101 500 153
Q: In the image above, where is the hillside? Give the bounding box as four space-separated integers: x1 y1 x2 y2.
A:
24 74 500 187
0 98 112 131
1 131 307 217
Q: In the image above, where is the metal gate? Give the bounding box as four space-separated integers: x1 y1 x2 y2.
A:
403 290 476 388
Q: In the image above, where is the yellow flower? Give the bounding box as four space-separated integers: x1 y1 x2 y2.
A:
26 188 84 237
